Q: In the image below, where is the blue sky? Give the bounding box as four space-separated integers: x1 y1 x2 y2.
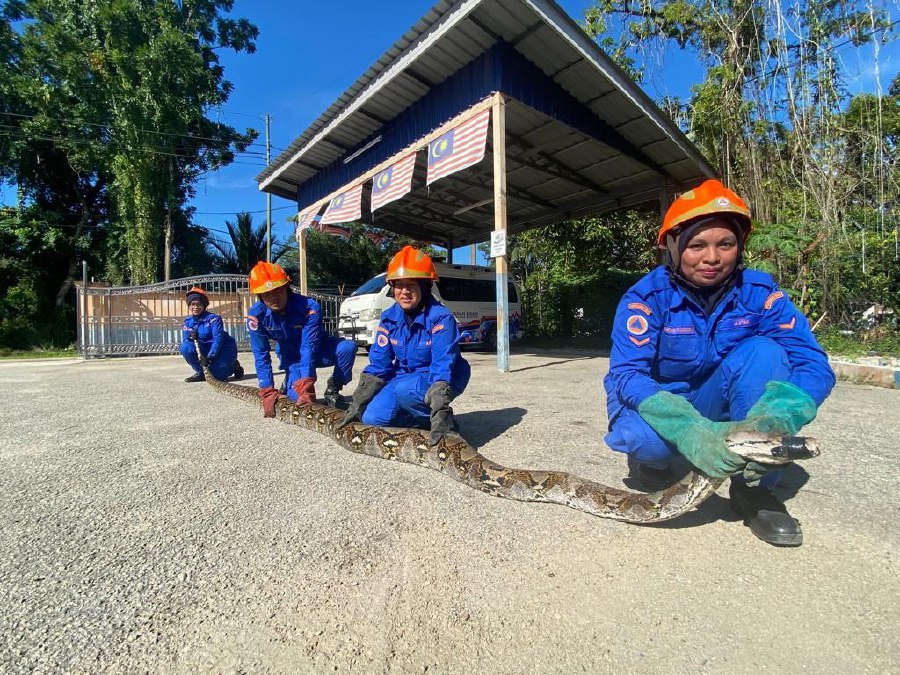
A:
194 0 692 254
2 0 896 262
198 0 898 255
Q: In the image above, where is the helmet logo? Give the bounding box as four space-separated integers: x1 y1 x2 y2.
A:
716 197 731 207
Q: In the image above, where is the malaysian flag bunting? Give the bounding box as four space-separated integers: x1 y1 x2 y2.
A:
320 183 363 225
371 153 417 212
294 208 321 237
426 109 490 186
316 223 351 240
365 230 386 247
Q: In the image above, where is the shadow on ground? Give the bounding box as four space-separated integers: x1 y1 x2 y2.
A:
644 463 812 530
457 407 527 447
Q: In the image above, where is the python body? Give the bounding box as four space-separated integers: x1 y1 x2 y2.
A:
198 361 819 524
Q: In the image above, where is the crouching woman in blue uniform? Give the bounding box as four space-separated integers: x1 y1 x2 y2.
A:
338 246 471 445
604 179 835 546
179 286 243 383
246 262 357 417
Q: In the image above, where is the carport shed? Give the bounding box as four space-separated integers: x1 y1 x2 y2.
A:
256 0 716 370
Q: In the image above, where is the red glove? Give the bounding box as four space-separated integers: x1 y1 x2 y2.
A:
292 377 317 405
258 386 280 418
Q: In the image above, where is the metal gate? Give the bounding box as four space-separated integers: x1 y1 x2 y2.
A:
75 275 345 358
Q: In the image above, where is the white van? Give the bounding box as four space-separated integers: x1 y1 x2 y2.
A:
337 262 524 350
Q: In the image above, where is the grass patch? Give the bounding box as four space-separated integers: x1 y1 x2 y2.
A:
0 346 78 359
817 327 900 358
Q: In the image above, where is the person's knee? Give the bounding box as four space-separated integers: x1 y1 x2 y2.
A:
361 400 393 426
606 413 672 464
179 342 195 358
726 336 790 373
394 380 426 409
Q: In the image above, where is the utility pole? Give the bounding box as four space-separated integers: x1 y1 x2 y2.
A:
265 113 272 262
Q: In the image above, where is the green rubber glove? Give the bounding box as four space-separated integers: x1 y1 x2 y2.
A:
638 391 746 478
744 381 817 436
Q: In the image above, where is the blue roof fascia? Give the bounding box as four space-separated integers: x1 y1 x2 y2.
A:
296 41 661 208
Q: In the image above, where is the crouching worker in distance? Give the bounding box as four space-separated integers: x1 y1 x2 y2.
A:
247 262 357 417
337 246 471 445
179 286 243 383
604 179 835 547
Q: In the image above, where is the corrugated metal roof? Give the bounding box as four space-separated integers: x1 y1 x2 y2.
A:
256 0 715 245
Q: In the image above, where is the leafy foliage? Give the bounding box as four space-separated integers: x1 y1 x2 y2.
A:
208 212 291 273
0 0 258 348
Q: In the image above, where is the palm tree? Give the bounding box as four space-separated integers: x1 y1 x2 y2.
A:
208 212 291 273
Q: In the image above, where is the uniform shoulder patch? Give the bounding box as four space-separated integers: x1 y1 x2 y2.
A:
626 315 649 336
778 316 796 330
627 302 652 316
431 323 445 334
629 336 650 347
376 333 389 348
376 325 389 334
246 315 259 331
764 291 784 310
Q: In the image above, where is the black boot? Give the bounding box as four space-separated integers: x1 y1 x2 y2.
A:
323 377 343 408
232 360 244 380
184 372 205 383
626 455 675 491
729 481 803 547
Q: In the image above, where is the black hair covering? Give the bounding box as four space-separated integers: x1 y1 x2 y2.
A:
186 291 209 307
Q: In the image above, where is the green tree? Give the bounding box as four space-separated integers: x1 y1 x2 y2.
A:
3 0 259 285
208 212 291 274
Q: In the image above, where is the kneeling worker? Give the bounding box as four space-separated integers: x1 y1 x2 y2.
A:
604 179 835 546
179 286 243 382
338 246 471 445
247 262 357 416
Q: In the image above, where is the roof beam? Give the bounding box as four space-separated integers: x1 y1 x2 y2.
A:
401 68 435 89
383 193 483 231
504 131 609 195
510 21 544 47
444 171 557 211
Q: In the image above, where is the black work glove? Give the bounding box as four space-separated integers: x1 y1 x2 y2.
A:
336 373 385 429
187 329 199 342
424 380 458 446
198 353 210 368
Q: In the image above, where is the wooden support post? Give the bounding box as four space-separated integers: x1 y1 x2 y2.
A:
492 93 510 373
658 179 669 221
298 227 309 295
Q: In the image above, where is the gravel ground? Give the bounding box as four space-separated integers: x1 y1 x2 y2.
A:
1 350 898 674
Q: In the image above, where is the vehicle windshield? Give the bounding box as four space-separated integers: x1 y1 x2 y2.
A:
351 274 388 296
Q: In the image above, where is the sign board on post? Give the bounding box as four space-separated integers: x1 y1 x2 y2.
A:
490 230 506 258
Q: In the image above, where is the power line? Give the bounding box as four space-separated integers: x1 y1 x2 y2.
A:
0 110 277 151
0 128 268 164
193 204 294 216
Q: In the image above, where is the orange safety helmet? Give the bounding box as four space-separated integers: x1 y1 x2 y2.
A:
248 261 290 294
386 246 438 283
185 286 209 306
659 179 752 246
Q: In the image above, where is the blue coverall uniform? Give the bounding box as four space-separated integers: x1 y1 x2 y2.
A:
179 311 239 381
247 291 356 401
604 266 835 486
361 297 471 427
